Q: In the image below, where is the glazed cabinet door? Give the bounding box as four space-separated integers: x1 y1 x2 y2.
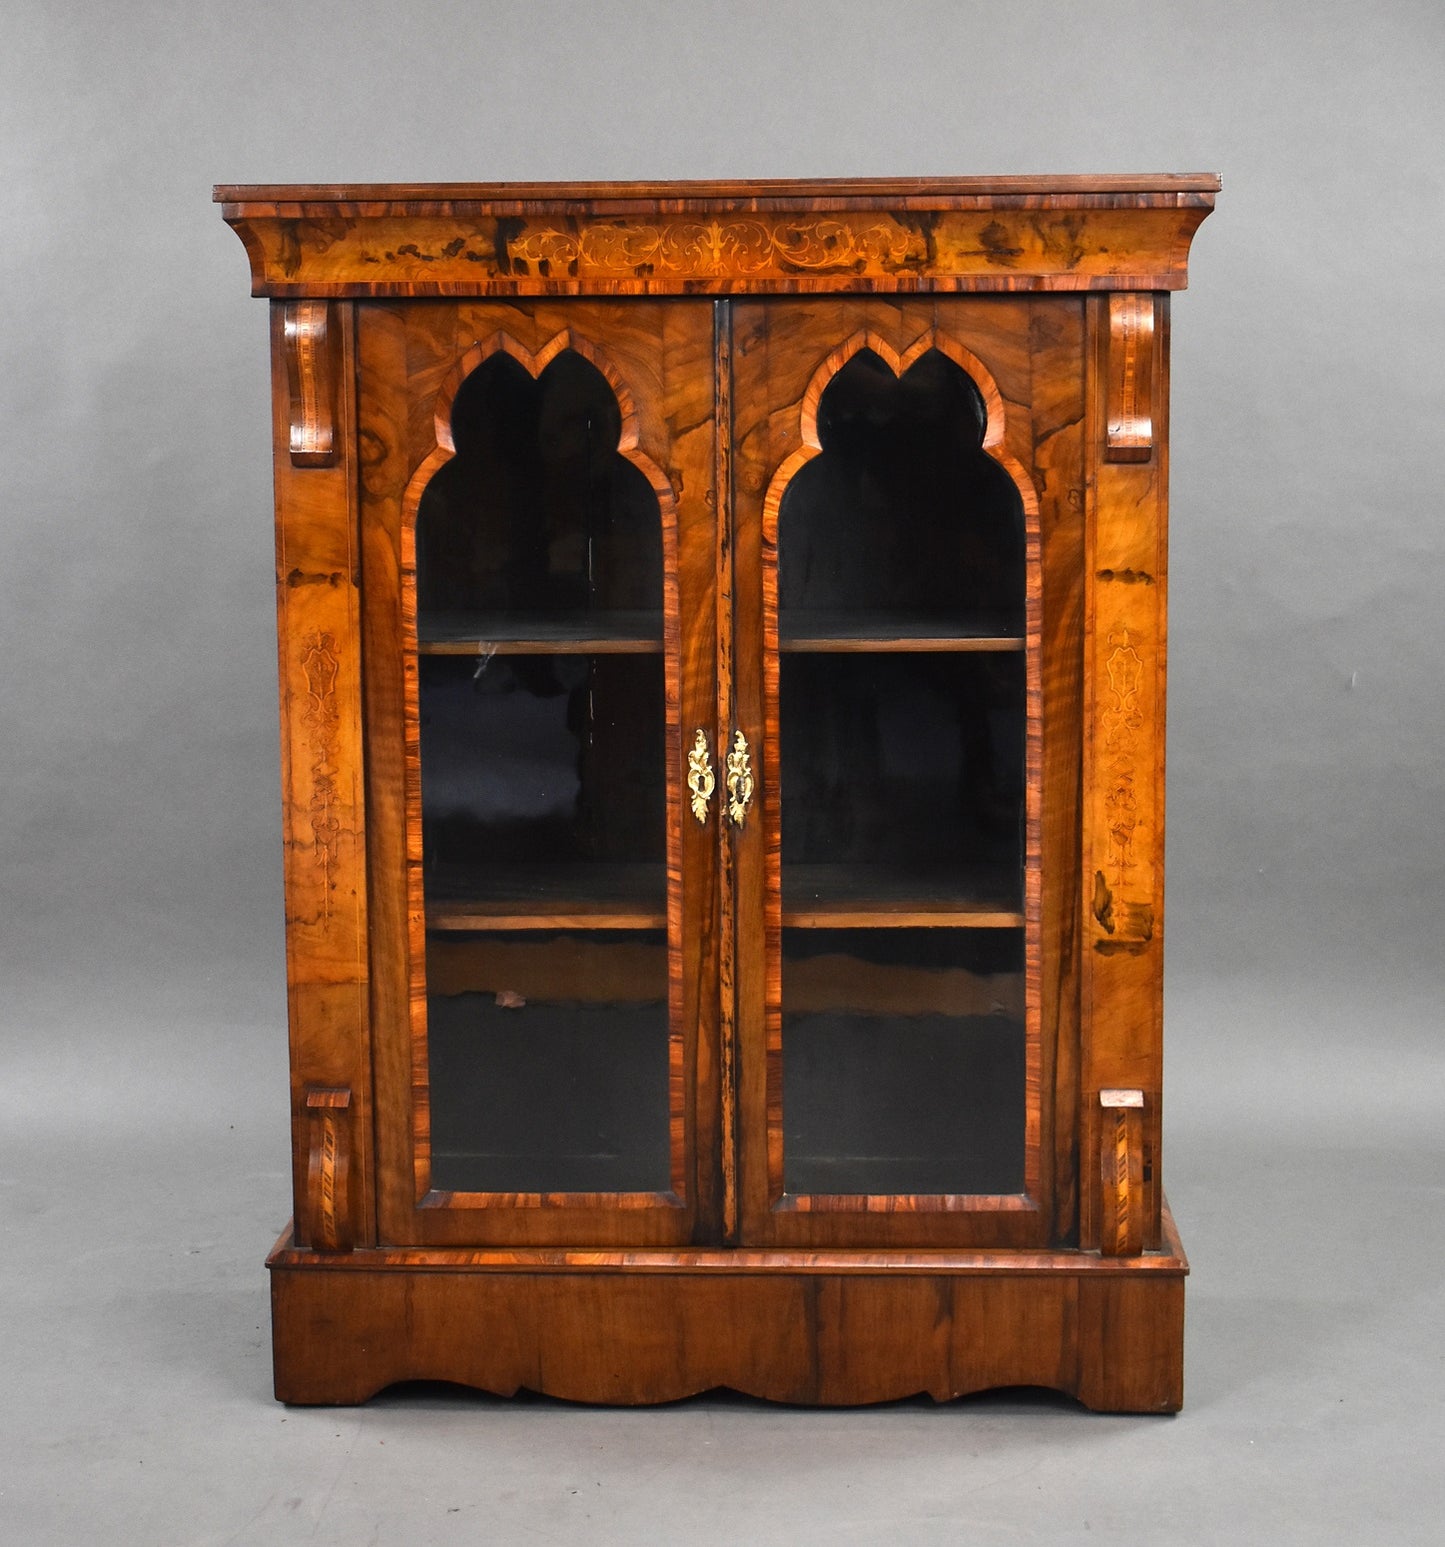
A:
729 298 1085 1249
360 301 721 1247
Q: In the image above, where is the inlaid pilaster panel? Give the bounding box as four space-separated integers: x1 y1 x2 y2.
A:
272 301 375 1246
1081 293 1166 1250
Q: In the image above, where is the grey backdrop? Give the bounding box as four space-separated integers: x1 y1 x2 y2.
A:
3 2 1441 1543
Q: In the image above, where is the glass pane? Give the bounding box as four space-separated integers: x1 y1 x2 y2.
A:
776 345 1029 1200
782 928 1025 1195
427 930 670 1193
420 652 666 899
779 347 1024 633
414 345 672 1197
417 348 663 625
780 651 1024 901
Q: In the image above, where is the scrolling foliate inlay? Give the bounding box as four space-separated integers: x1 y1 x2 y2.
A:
508 218 916 278
299 631 342 922
1093 626 1154 947
223 192 1216 295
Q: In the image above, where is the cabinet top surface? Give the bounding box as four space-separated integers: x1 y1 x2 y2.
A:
214 174 1220 205
216 176 1218 297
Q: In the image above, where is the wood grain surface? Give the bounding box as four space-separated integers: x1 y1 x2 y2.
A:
217 179 1217 298
270 301 376 1250
1081 294 1169 1249
233 177 1209 1408
219 174 1221 202
269 1198 1186 1411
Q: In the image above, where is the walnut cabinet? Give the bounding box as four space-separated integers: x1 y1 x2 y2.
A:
216 177 1217 1411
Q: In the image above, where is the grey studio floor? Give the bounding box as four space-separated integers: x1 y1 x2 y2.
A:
3 970 1441 1545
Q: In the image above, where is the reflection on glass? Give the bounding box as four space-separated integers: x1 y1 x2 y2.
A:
782 929 1025 1195
419 653 666 893
427 930 670 1193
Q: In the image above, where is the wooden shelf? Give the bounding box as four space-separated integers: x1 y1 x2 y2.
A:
417 610 1021 655
426 863 1021 931
781 864 1023 929
779 611 1024 653
425 862 666 931
418 611 664 656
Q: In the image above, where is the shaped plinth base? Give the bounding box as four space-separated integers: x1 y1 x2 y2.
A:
269 1203 1186 1413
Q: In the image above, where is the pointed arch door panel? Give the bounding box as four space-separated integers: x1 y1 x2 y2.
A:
729 298 1083 1249
359 301 720 1247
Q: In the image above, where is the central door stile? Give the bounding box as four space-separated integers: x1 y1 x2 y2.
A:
713 299 741 1245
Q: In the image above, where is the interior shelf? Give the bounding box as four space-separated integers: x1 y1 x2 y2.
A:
424 861 1022 932
425 862 667 931
781 864 1023 928
779 610 1023 652
418 611 664 655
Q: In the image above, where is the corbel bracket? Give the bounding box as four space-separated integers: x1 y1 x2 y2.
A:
1105 293 1155 462
1099 1088 1146 1256
283 300 338 467
304 1085 353 1252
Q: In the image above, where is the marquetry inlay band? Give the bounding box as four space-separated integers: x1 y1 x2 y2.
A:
1091 624 1155 950
298 631 342 923
219 188 1217 296
509 217 915 278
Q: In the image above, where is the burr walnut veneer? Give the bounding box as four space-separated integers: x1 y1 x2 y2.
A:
216 176 1217 1411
